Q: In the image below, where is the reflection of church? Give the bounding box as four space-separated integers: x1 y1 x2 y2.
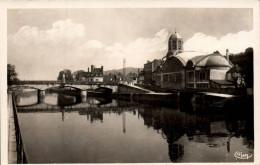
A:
137 106 253 162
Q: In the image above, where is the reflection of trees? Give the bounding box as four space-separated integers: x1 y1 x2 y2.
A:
225 111 254 150
137 106 254 162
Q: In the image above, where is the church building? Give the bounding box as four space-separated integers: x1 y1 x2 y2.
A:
157 31 233 89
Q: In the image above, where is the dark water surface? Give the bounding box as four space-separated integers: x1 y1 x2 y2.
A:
15 90 254 163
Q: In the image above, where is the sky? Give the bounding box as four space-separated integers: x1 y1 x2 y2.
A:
7 8 253 80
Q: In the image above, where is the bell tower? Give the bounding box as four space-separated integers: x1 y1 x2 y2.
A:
167 29 183 58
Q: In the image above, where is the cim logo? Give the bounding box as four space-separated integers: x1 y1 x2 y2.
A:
234 151 252 160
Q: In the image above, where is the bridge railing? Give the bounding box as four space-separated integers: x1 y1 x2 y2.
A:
11 94 29 163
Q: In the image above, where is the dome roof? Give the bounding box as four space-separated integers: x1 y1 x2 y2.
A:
189 54 233 67
205 55 231 67
169 32 182 39
175 51 208 64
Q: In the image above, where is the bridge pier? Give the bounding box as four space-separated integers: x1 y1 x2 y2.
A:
80 90 87 103
38 90 45 103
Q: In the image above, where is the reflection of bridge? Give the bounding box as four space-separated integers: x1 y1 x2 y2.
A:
17 100 119 112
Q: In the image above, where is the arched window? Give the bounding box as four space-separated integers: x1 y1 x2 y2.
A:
168 41 171 51
178 40 182 49
172 41 176 50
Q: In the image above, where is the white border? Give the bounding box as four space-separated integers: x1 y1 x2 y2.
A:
0 0 259 165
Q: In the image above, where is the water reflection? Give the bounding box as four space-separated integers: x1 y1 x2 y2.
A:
16 90 254 163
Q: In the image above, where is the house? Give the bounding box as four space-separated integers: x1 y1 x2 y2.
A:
226 65 245 88
126 72 138 84
137 70 145 84
76 65 104 83
91 65 103 82
143 61 153 84
143 59 163 85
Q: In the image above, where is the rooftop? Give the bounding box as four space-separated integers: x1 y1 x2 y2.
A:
169 32 182 39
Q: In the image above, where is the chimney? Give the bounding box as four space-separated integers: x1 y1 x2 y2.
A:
226 49 229 62
91 65 94 72
88 67 89 72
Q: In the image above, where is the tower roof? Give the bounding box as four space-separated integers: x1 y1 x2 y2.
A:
169 32 182 39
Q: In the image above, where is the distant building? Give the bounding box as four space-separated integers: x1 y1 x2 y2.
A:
91 65 104 82
126 72 138 84
103 74 115 83
143 59 163 85
226 64 245 88
76 65 104 82
137 70 145 84
143 61 153 84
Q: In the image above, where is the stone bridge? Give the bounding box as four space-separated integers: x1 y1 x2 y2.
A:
9 81 118 92
9 81 151 105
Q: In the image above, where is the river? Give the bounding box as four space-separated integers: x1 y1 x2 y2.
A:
15 89 254 163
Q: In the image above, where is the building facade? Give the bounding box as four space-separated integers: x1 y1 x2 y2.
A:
155 31 233 89
77 65 104 83
143 59 163 85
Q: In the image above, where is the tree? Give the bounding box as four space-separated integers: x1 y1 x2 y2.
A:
73 70 85 81
229 47 253 88
7 64 19 84
57 69 74 82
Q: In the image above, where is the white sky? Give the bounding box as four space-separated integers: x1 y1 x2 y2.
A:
7 8 253 80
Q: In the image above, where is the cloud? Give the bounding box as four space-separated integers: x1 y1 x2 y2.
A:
184 31 254 54
8 19 90 80
105 29 169 68
46 19 85 40
83 40 105 49
9 18 253 81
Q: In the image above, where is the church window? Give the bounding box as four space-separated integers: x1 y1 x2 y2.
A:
172 41 176 49
168 42 171 50
178 40 182 49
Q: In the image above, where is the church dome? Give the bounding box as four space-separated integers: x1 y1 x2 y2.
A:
187 53 233 67
206 55 231 67
169 32 182 39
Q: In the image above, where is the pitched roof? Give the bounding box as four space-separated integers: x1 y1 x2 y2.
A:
92 68 103 74
81 72 93 77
